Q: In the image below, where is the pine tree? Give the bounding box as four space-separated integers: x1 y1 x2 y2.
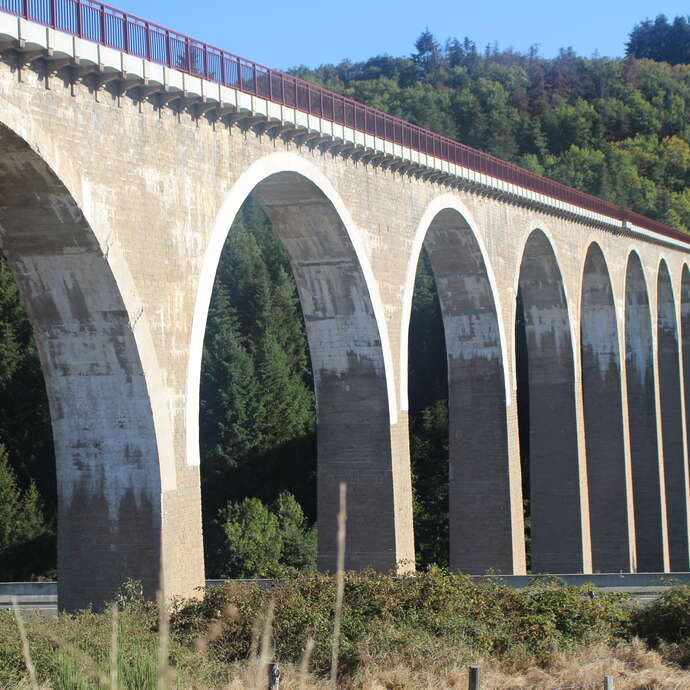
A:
0 444 52 579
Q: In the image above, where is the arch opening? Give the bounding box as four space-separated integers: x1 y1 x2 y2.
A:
580 243 631 571
407 249 449 568
408 206 519 573
197 170 414 574
625 253 665 571
0 122 164 610
515 229 584 572
657 261 690 571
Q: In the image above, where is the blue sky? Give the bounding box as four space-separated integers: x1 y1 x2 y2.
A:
112 0 688 71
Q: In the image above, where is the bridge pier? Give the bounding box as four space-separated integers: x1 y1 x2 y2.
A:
516 229 590 573
581 243 633 572
420 207 525 575
657 262 690 571
0 122 206 610
252 172 416 572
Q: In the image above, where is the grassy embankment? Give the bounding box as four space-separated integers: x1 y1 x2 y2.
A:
1 570 690 689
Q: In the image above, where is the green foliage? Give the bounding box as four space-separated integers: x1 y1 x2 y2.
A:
632 584 690 644
172 570 633 674
199 199 317 574
295 30 690 231
626 15 690 66
3 572 690 688
0 444 53 580
0 257 54 514
212 492 316 578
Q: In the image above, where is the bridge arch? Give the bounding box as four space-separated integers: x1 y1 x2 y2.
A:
580 242 631 571
657 259 690 571
515 227 585 572
401 195 524 574
625 251 666 571
188 153 413 573
0 121 174 610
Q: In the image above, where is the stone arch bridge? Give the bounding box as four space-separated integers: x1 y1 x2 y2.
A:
1 6 689 611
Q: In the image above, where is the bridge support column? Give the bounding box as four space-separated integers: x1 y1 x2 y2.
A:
581 244 633 572
253 173 415 572
421 208 524 575
625 253 668 572
658 263 690 571
516 230 590 573
0 122 204 611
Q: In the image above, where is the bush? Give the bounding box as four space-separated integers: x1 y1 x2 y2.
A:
633 584 690 644
213 492 315 578
171 569 633 674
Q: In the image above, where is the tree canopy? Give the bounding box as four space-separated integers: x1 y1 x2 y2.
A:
626 15 690 66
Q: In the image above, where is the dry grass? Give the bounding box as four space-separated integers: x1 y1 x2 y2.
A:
4 494 690 689
189 640 690 689
5 596 690 690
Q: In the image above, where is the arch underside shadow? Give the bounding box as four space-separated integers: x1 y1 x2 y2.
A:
580 243 630 571
249 172 411 572
625 253 665 571
0 123 163 610
516 229 583 572
421 208 516 573
657 262 690 571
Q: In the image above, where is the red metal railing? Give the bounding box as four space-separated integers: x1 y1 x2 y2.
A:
2 0 688 246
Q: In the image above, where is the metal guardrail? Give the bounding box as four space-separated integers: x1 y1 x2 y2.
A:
0 0 688 246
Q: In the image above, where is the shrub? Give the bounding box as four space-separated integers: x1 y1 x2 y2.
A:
171 569 633 673
633 584 690 644
213 493 315 578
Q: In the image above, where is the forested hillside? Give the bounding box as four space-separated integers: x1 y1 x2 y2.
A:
0 16 689 579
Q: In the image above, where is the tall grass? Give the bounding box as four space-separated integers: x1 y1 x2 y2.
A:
11 598 37 690
330 482 346 689
3 566 690 688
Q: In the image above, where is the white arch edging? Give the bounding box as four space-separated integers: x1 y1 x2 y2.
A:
400 194 512 410
185 152 398 467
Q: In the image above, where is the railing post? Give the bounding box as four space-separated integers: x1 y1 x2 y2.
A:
252 63 257 94
145 22 151 61
50 0 57 28
237 57 242 90
220 52 225 85
100 3 107 45
122 13 129 53
203 45 208 78
75 0 82 37
165 30 171 67
22 0 28 20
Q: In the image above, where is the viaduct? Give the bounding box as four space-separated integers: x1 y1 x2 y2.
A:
0 1 689 611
